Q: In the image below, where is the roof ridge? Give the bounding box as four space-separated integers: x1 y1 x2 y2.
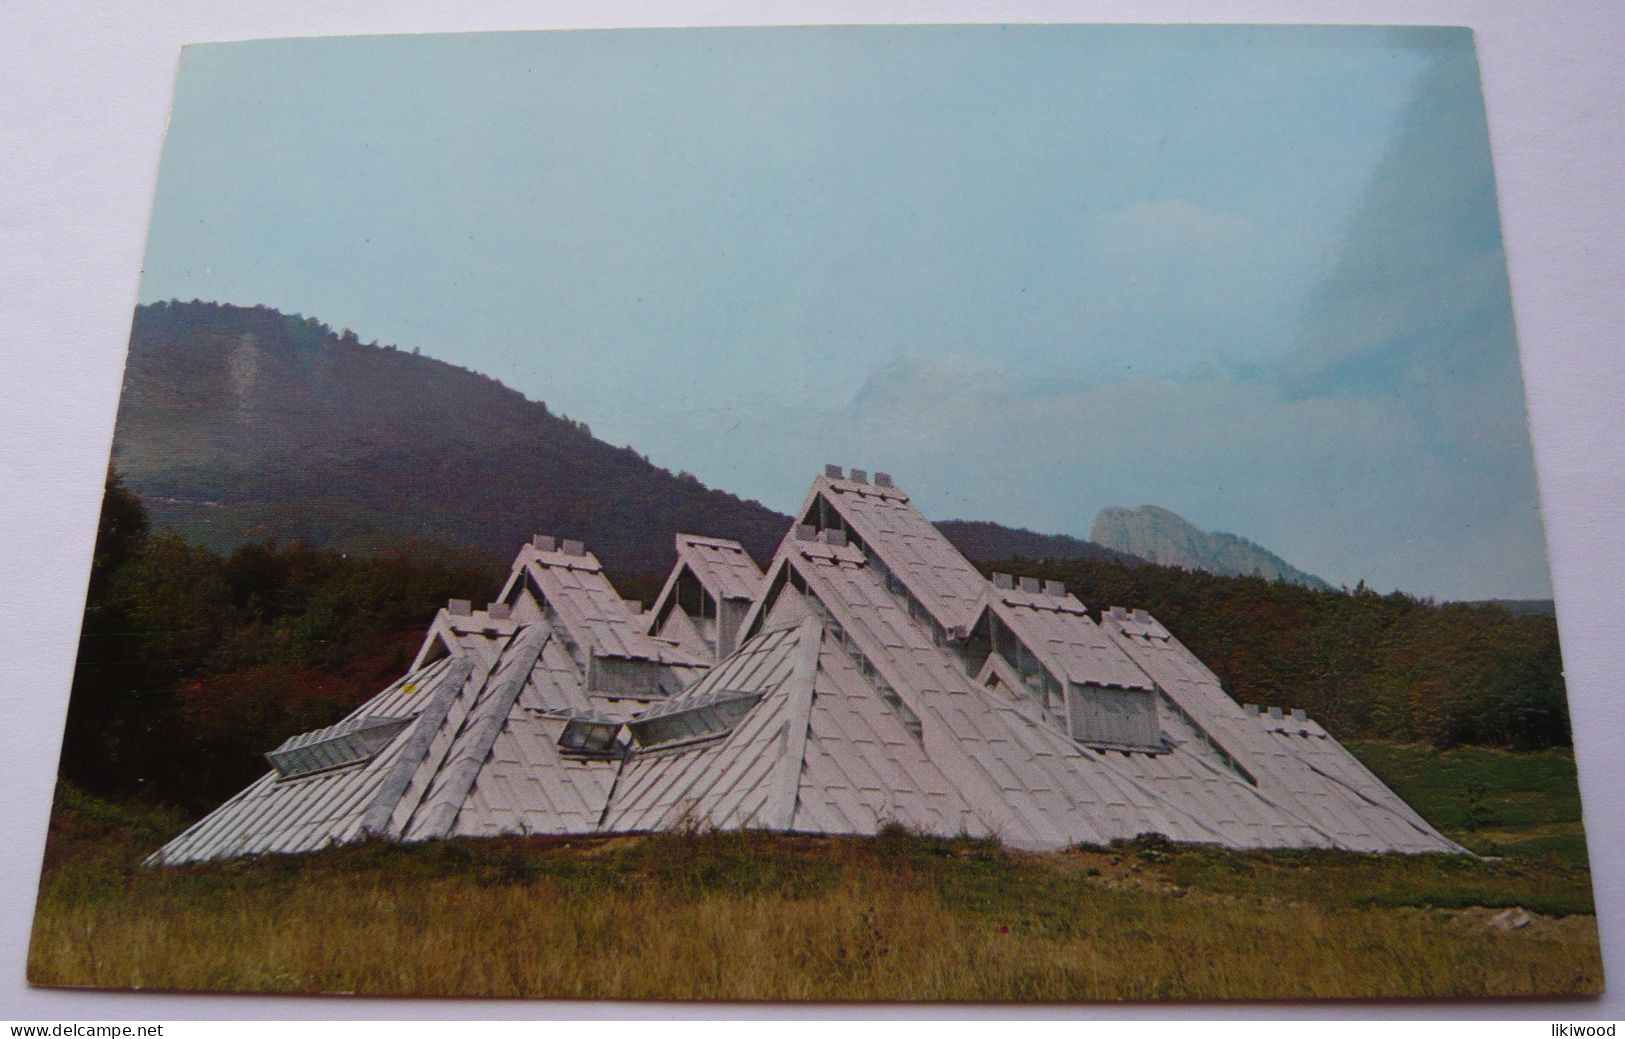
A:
354 653 483 840
766 615 824 830
406 627 552 840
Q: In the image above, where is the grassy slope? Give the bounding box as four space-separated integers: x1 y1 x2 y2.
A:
1346 741 1591 862
27 744 1602 1001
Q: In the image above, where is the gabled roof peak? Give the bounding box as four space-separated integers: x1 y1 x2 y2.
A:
521 538 603 573
817 472 910 503
675 531 750 552
1102 605 1171 640
668 532 764 602
990 574 1082 609
822 464 898 491
155 474 1466 863
793 470 983 632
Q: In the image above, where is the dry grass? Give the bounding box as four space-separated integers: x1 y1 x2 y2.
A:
27 791 1604 1002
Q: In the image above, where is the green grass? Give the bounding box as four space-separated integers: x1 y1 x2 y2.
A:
27 741 1603 1001
1344 740 1591 864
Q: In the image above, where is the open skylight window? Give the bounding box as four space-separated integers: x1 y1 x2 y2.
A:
625 689 763 748
266 714 413 780
556 713 624 755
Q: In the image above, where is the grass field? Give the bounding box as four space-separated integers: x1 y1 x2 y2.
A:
1345 741 1592 862
27 742 1603 1002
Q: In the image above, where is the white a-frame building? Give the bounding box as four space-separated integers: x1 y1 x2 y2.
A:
152 469 1462 863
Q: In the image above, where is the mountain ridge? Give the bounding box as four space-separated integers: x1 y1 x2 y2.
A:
1090 504 1332 590
113 301 1135 577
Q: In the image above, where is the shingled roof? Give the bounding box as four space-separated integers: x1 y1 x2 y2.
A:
151 470 1463 864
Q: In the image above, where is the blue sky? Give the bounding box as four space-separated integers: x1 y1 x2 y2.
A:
136 24 1550 600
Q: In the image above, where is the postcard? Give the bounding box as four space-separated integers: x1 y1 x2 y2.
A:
27 24 1602 1000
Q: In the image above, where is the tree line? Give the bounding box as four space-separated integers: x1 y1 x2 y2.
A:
58 469 1572 816
989 556 1571 752
60 469 504 812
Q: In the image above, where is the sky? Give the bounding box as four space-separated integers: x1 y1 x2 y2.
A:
135 24 1551 601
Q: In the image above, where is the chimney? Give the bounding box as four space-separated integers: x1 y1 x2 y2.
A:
532 534 557 552
873 472 894 488
1042 580 1065 597
487 603 512 621
1018 576 1041 593
824 464 844 480
993 572 1015 590
849 468 868 484
794 524 817 542
561 539 585 556
448 598 472 616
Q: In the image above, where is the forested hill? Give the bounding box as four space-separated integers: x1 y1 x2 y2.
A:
935 520 1128 565
113 301 1134 575
114 301 789 573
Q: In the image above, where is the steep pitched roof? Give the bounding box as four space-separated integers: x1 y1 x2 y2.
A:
602 613 986 838
447 633 623 838
502 539 707 668
754 524 1464 853
644 533 766 660
983 587 1154 692
600 620 819 833
798 473 989 633
1096 607 1464 854
772 539 1289 849
668 533 764 602
151 631 509 864
153 471 1462 863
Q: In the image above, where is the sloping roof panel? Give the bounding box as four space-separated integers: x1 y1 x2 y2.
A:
149 649 495 864
783 546 1380 850
402 626 551 840
794 635 981 837
519 545 708 670
451 650 622 838
153 470 1463 864
600 622 812 832
1097 611 1460 853
990 595 1156 691
812 476 989 632
674 533 765 602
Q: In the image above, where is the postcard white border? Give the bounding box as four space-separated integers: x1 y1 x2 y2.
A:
3 0 1621 1021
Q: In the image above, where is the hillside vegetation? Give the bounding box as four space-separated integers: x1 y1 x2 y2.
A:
60 470 506 812
116 301 790 573
61 469 1576 819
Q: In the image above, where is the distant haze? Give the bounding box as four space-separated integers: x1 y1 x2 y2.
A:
136 25 1550 600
